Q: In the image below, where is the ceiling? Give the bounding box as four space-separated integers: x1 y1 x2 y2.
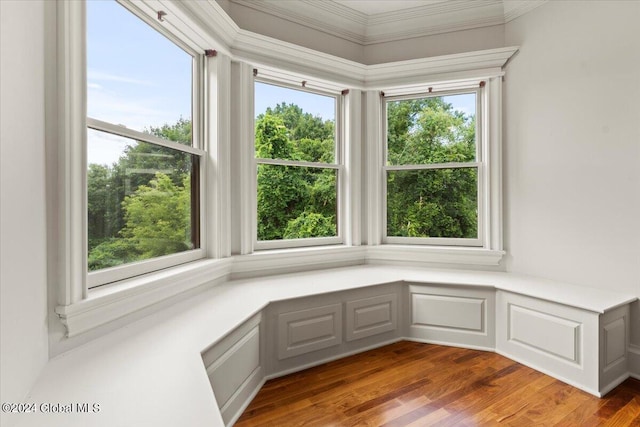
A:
333 0 449 15
223 0 547 45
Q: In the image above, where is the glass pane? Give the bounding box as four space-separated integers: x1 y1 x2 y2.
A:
257 164 337 241
387 93 476 165
87 129 199 272
87 0 192 145
255 82 335 163
386 168 478 239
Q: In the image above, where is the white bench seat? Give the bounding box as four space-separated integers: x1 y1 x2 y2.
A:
13 265 637 427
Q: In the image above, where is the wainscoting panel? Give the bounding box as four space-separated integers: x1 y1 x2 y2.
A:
508 304 580 363
277 303 342 360
413 294 484 331
345 293 397 342
599 304 630 395
265 283 403 379
407 284 495 350
202 313 263 425
496 291 600 395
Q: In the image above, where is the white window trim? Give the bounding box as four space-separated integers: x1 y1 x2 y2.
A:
381 87 485 247
252 78 346 251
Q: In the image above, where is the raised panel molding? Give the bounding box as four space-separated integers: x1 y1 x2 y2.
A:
201 313 264 426
207 326 260 409
198 281 634 427
278 303 342 359
508 304 580 364
599 304 630 396
407 285 495 350
346 293 397 341
496 291 600 396
412 294 484 332
603 318 626 369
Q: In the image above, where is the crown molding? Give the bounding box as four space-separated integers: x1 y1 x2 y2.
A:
365 46 517 88
503 0 548 23
161 1 517 91
232 28 367 89
366 0 502 25
230 0 368 44
225 0 546 46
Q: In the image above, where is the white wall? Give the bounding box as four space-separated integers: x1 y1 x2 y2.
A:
503 1 640 346
363 25 505 65
0 0 49 424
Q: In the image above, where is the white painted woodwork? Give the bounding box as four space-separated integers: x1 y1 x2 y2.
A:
508 304 580 363
599 305 630 396
277 304 342 359
603 319 625 368
345 293 397 341
202 313 263 426
208 327 259 408
629 345 640 380
408 284 495 350
265 282 402 380
225 0 545 46
54 1 516 335
412 294 484 331
496 291 600 395
10 265 637 427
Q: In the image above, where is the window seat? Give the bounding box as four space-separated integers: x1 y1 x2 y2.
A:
13 266 637 427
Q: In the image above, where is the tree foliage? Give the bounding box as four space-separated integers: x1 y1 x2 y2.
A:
87 95 478 272
255 104 336 241
386 97 477 239
87 119 194 271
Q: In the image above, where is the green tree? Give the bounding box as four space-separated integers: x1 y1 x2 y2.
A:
265 103 334 144
255 106 337 241
121 173 192 258
87 118 195 271
386 96 477 239
284 212 335 239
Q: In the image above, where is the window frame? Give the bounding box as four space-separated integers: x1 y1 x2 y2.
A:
84 0 208 288
253 78 345 250
381 86 486 247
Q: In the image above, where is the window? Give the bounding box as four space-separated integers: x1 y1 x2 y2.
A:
383 90 483 246
254 81 342 249
86 0 204 287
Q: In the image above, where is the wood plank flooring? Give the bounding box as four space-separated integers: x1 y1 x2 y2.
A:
235 341 640 426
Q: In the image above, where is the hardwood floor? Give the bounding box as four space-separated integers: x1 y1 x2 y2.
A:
235 341 640 426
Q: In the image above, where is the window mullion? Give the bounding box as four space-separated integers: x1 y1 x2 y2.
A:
256 158 340 169
87 118 204 156
384 162 480 171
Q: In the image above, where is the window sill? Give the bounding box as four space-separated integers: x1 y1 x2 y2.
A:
55 245 504 338
231 245 367 279
367 245 505 266
55 258 233 337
